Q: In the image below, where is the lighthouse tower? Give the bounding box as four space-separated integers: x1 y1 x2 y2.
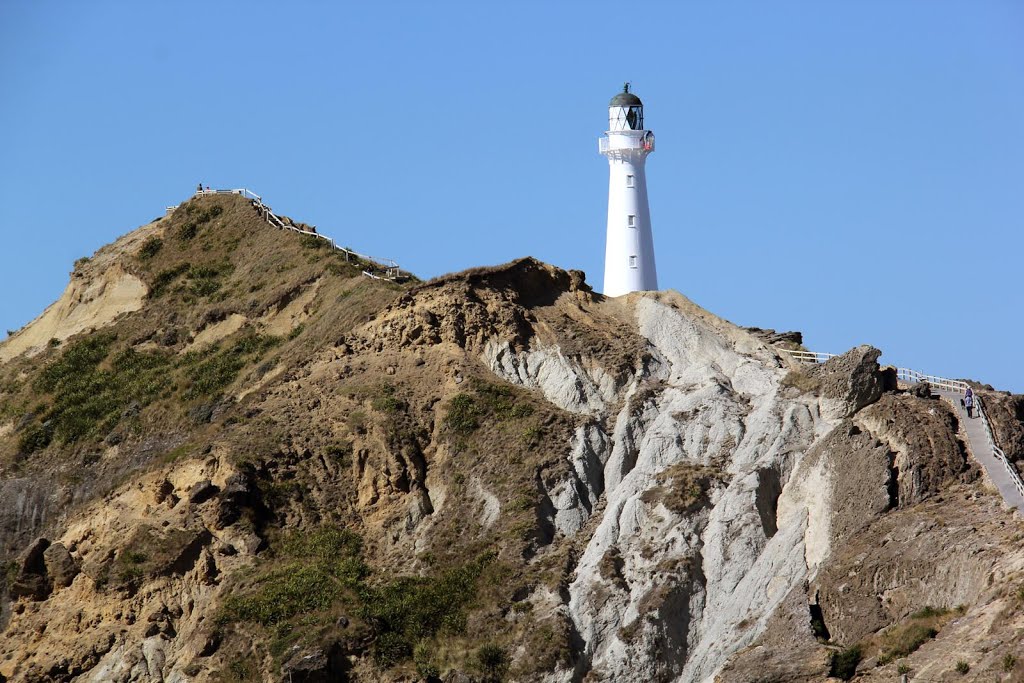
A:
600 83 658 297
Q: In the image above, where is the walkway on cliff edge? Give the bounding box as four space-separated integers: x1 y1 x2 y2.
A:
783 349 1024 514
935 388 1024 513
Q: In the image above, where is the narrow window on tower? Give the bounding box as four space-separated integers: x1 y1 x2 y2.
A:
629 255 638 268
626 175 635 188
627 215 636 228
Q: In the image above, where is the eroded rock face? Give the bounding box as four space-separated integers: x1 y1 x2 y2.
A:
857 393 971 505
484 294 831 682
0 479 60 561
482 294 985 683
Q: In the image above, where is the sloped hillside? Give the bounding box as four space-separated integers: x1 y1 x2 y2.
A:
1 195 1023 683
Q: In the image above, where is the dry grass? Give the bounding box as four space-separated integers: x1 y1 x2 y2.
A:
780 369 821 394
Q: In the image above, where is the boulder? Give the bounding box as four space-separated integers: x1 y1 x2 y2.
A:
9 538 51 600
42 542 78 589
805 345 887 419
187 479 219 505
214 472 253 529
907 381 932 399
281 644 348 682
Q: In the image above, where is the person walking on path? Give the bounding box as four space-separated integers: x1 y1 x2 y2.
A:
964 387 975 419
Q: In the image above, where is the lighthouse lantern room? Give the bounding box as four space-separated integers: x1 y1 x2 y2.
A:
600 83 658 297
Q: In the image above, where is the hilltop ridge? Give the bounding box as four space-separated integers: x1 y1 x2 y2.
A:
1 195 1024 682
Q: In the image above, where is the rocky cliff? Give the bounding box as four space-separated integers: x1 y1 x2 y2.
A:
1 193 1023 683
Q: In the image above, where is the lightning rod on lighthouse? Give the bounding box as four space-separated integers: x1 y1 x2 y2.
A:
600 83 658 297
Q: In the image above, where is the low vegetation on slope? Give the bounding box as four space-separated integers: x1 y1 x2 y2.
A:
215 526 511 679
0 193 405 546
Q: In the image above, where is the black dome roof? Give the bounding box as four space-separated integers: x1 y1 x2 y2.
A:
610 83 642 107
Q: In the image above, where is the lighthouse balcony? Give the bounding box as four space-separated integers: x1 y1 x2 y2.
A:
599 133 654 154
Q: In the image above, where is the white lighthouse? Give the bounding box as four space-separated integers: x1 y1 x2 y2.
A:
600 83 658 297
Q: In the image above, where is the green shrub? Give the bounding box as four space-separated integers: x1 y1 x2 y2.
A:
443 381 535 438
509 403 534 419
220 527 367 627
361 553 494 667
909 605 948 619
186 262 233 297
301 235 327 249
476 643 509 682
879 622 937 660
24 334 173 448
1004 653 1017 672
116 549 148 587
139 236 163 260
183 334 279 399
413 642 440 679
18 421 54 454
374 632 411 668
224 658 255 682
444 394 480 434
371 384 403 412
222 564 344 625
219 526 496 672
150 263 190 297
955 660 969 674
829 646 861 680
177 221 199 241
897 663 911 674
177 204 222 242
471 378 533 420
521 425 542 446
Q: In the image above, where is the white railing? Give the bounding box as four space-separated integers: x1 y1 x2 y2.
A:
782 350 837 364
893 368 969 393
598 135 653 154
195 188 262 201
781 347 1024 506
183 188 406 281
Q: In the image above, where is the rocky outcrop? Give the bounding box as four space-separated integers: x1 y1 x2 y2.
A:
43 542 78 589
744 327 803 349
9 538 51 601
0 255 150 362
856 393 971 506
803 345 891 419
979 391 1024 466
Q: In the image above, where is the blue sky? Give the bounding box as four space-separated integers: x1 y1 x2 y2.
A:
1 2 1022 391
